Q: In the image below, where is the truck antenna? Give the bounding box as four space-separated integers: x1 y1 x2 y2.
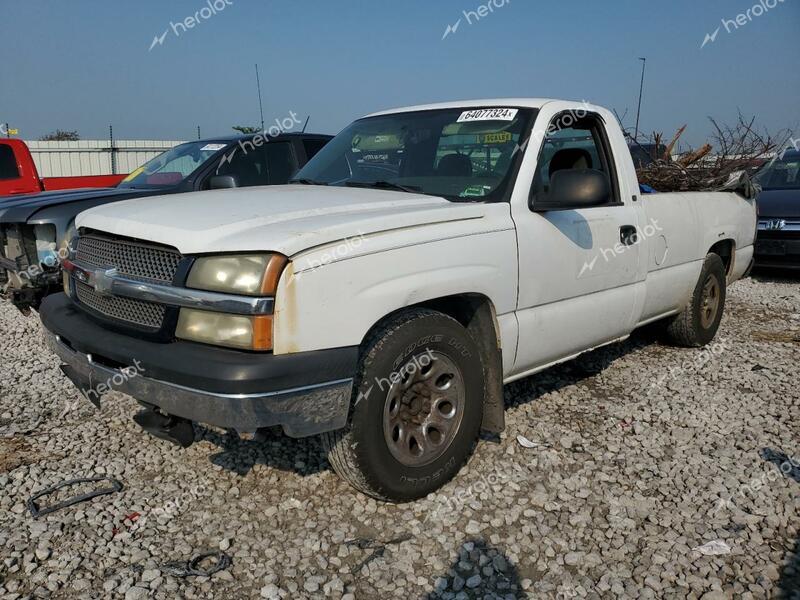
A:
255 63 265 132
302 116 310 133
634 57 647 142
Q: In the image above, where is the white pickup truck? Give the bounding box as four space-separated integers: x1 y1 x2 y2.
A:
39 99 757 501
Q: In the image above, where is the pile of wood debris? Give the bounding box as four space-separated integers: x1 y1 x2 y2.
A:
633 113 786 192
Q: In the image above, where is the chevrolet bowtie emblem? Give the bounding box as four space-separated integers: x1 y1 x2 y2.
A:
92 268 118 296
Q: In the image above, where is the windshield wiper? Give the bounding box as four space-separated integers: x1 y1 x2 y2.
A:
343 181 422 194
290 178 328 186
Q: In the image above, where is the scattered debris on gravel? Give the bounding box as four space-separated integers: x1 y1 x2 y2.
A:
27 477 124 519
0 273 798 599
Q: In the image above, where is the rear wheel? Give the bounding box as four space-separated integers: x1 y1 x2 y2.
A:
665 253 727 347
323 308 484 502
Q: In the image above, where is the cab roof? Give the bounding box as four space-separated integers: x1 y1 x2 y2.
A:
364 98 592 118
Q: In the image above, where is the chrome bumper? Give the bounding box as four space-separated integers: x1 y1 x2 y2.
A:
46 331 353 437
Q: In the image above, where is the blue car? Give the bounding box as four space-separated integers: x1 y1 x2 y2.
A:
753 149 800 269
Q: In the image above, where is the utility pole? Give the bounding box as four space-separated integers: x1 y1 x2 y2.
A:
109 125 116 175
4 123 9 138
255 63 265 132
634 57 646 142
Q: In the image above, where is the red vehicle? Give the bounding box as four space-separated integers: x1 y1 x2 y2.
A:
0 139 125 197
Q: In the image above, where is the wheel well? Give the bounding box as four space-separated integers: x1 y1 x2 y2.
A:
709 239 735 276
361 294 506 434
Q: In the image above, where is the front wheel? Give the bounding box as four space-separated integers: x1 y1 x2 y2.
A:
323 308 485 502
665 253 727 347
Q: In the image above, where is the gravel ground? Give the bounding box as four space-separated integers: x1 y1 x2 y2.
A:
1 273 798 600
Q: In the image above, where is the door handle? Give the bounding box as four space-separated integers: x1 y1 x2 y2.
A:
620 225 638 246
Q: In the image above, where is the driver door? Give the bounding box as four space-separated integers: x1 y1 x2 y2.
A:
509 107 644 376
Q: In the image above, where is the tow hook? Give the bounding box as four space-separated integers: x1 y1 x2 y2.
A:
133 404 195 448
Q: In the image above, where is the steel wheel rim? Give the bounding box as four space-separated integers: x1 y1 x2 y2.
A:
382 350 465 467
700 275 720 329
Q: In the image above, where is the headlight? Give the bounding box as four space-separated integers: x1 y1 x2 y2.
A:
182 253 286 350
187 254 287 296
176 309 273 351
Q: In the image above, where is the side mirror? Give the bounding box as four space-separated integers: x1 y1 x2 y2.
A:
209 175 239 190
532 168 610 211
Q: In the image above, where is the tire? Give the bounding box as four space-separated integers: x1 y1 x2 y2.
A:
323 308 484 502
665 253 727 347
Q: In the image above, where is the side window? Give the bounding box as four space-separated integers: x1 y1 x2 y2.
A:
211 142 297 189
212 145 270 188
264 142 298 184
209 142 297 188
530 113 619 207
0 145 20 180
302 138 329 161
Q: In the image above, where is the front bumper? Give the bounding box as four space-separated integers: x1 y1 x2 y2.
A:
754 235 800 269
40 293 358 437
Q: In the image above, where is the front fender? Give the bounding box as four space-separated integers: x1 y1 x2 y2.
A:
272 229 518 356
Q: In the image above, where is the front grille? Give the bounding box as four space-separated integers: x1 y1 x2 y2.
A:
75 280 167 329
76 234 181 284
72 233 182 330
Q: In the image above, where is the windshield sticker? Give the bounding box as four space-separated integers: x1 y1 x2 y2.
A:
361 153 390 162
121 167 144 183
200 143 227 152
484 132 513 144
459 185 492 198
457 108 518 123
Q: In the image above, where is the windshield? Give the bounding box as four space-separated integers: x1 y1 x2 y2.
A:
292 107 536 201
117 141 228 189
755 151 800 190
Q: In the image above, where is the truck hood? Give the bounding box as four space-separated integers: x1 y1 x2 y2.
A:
756 188 800 219
76 185 489 256
0 187 164 224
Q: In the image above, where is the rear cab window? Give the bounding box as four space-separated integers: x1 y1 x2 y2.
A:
0 144 20 180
